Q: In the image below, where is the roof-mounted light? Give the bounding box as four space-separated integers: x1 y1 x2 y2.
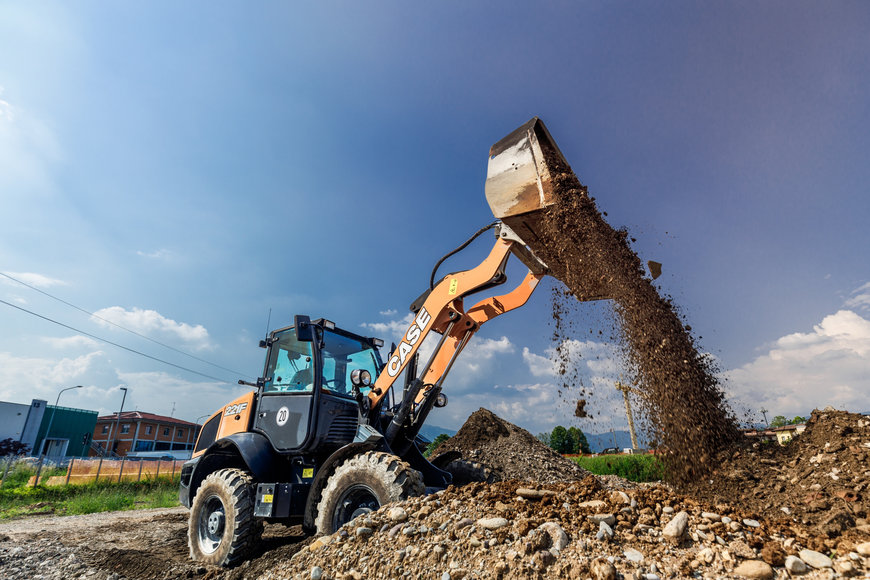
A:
371 338 384 347
322 320 336 330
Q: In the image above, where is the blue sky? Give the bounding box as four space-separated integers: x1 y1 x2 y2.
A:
1 2 868 436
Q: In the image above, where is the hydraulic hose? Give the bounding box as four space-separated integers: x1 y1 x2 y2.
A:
429 221 499 290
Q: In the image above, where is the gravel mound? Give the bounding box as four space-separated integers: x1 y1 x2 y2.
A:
687 408 870 552
429 408 591 484
268 477 870 580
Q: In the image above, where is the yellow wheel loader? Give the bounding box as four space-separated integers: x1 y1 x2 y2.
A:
180 118 574 566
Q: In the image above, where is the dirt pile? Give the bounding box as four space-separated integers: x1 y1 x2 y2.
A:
527 150 739 483
429 408 590 484
269 477 870 580
688 408 870 551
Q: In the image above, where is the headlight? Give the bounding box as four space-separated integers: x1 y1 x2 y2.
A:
434 393 448 408
350 369 372 387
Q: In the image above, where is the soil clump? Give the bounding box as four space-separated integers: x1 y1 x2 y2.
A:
429 408 590 484
528 148 740 483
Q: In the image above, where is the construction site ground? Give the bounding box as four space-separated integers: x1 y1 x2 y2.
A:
1 408 868 580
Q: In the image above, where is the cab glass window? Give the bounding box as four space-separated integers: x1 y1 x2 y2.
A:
264 329 315 393
321 330 380 397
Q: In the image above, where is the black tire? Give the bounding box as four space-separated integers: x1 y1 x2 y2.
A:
314 451 424 535
442 458 498 486
188 468 263 567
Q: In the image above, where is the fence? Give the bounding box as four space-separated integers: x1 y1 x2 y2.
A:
27 457 186 486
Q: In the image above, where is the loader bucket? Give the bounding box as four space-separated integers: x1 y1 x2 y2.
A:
485 117 611 302
485 117 570 248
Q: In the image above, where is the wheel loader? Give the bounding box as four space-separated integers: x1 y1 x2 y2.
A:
180 118 578 566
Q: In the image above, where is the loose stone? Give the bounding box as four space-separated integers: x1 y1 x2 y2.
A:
799 549 833 569
785 555 807 574
662 511 689 543
733 560 774 579
476 517 509 530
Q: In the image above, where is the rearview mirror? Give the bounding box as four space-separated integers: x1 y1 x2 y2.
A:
294 314 313 342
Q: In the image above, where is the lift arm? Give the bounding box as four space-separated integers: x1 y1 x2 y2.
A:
367 223 546 450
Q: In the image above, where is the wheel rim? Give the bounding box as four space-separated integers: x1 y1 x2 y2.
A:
197 494 226 555
332 484 379 530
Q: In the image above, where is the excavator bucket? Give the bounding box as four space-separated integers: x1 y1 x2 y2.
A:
484 117 570 248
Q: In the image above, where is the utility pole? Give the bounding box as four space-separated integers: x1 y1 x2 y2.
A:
109 387 128 457
760 408 769 428
615 380 639 451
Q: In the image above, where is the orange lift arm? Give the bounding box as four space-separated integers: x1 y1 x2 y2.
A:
368 223 547 449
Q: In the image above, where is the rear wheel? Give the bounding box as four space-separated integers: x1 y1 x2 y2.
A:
314 451 424 535
188 468 263 566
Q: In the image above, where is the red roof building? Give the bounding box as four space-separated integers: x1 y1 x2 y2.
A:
91 411 200 457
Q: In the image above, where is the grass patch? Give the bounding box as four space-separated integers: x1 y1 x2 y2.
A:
0 466 181 519
572 454 665 482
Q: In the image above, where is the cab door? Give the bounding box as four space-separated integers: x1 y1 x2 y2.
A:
254 329 316 451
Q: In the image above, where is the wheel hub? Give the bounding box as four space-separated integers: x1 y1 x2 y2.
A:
207 510 225 535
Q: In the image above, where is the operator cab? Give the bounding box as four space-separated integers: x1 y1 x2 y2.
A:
254 316 384 454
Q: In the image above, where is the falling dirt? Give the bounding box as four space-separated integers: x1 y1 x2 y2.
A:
522 145 740 484
573 399 588 419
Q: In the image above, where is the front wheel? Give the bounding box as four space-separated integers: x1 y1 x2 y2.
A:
314 451 424 535
188 468 263 567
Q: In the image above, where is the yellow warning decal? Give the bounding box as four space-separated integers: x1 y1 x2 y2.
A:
448 278 458 295
302 468 314 479
262 494 273 503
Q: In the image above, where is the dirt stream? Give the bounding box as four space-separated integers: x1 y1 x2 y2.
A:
1 408 868 579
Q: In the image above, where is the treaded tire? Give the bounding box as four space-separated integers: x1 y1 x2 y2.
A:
314 451 424 535
188 468 263 567
442 458 498 486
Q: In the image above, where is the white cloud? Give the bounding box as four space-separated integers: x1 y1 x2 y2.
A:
360 313 414 340
136 248 173 260
114 370 249 421
725 309 870 416
42 335 100 350
91 306 213 350
0 88 62 195
844 282 870 312
379 308 397 316
1 271 67 288
0 348 245 422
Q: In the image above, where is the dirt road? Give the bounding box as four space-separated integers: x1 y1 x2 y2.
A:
0 507 307 580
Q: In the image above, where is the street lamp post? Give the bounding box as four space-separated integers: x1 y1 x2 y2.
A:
34 385 83 486
39 385 84 457
108 387 128 457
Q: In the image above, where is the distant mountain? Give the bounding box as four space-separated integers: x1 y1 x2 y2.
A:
418 424 457 442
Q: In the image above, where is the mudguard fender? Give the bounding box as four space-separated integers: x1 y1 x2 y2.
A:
183 432 281 507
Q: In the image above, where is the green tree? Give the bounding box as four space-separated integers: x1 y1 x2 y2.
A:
790 416 806 425
550 426 572 454
424 433 451 457
567 426 591 454
769 415 788 428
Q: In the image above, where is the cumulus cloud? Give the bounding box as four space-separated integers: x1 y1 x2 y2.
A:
0 350 108 404
92 306 213 350
0 348 245 422
725 309 870 416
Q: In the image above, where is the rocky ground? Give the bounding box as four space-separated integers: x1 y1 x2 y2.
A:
0 408 867 579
